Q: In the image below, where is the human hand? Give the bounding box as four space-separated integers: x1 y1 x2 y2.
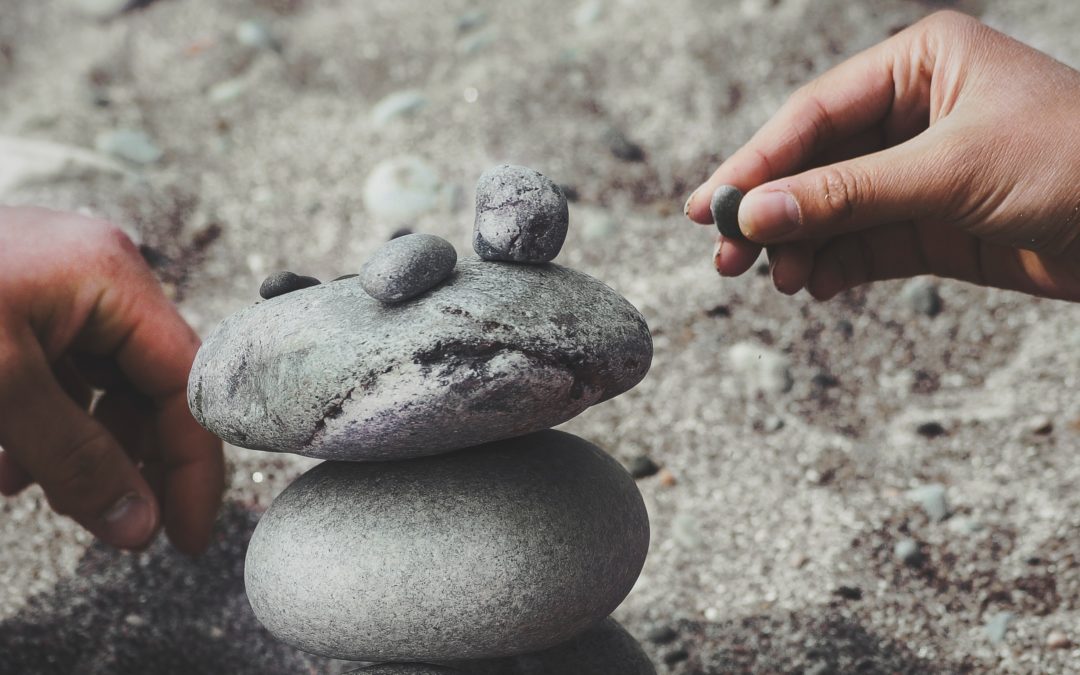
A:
685 10 1080 302
0 207 224 554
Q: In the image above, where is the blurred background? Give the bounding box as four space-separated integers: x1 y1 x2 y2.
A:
2 0 1080 673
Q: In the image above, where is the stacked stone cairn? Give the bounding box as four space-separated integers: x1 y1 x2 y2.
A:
188 165 656 674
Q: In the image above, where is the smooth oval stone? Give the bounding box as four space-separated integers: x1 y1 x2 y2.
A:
189 257 651 460
259 271 320 299
360 233 457 304
455 618 656 675
710 185 744 239
245 430 651 662
473 165 568 263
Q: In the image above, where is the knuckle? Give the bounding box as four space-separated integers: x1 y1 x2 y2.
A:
45 428 117 515
813 165 866 221
923 9 979 34
85 219 139 261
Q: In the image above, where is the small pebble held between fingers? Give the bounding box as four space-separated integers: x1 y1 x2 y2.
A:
710 185 745 240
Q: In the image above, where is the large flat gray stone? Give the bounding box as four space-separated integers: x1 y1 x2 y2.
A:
189 257 652 461
245 430 650 662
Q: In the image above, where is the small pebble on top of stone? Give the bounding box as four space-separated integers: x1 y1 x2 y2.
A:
360 233 457 304
473 165 568 264
710 185 744 239
625 455 660 479
259 271 320 300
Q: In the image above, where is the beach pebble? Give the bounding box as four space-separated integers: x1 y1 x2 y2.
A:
728 341 793 395
235 20 279 52
915 421 947 439
901 278 942 317
190 258 652 460
360 233 457 304
603 127 645 162
371 90 428 127
245 430 650 661
894 538 922 566
710 185 744 239
259 271 320 300
984 611 1013 644
94 129 162 165
625 455 660 479
645 625 678 645
1046 631 1071 650
473 165 568 263
363 156 442 223
906 484 949 522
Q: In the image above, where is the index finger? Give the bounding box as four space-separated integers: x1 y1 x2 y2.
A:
685 16 934 226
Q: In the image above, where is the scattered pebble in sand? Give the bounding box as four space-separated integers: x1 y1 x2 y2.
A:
574 0 605 27
390 228 414 240
625 455 660 479
833 585 863 601
894 538 922 566
457 28 497 55
362 157 441 223
901 278 943 317
360 233 457 304
984 611 1013 644
456 10 488 33
235 20 279 52
1024 415 1053 435
208 77 249 104
657 468 677 487
371 90 428 127
603 126 645 162
710 185 744 239
94 129 162 165
728 342 793 395
947 516 984 535
906 484 949 522
761 415 785 433
259 271 320 300
662 647 690 665
332 274 358 282
645 625 678 644
124 613 146 627
1046 631 1071 649
916 421 947 439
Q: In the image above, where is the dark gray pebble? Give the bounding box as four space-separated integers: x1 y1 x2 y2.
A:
259 271 320 300
604 127 645 162
360 233 457 304
916 421 947 438
645 625 678 645
662 648 690 665
473 165 568 263
710 185 744 239
333 274 359 282
390 227 414 240
626 455 660 479
833 585 863 601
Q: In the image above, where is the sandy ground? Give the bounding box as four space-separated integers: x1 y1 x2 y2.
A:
2 0 1080 673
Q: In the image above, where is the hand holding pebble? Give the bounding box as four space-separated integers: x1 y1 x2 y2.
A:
685 10 1080 303
0 207 224 554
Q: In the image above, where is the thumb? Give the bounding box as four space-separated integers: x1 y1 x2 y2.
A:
737 130 967 244
0 334 159 550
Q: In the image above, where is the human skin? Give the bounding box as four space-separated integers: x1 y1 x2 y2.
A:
685 10 1080 303
0 206 224 555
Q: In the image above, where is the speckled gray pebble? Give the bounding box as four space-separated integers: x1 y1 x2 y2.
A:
189 257 652 460
473 165 568 263
710 185 744 239
456 618 656 675
245 430 650 662
360 233 457 303
258 271 320 299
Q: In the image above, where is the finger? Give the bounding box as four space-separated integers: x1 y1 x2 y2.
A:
0 330 159 549
769 242 817 295
53 357 96 410
738 127 966 244
714 235 763 277
0 449 32 496
686 21 933 225
74 235 225 555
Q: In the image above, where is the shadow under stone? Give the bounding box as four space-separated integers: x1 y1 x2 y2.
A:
0 502 352 675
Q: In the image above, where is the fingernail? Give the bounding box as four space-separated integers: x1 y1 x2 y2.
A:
101 493 154 548
683 187 700 217
740 190 800 240
713 238 726 274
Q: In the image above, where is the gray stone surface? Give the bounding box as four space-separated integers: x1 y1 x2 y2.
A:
473 165 568 263
354 666 460 674
456 618 656 675
189 257 652 460
360 233 457 304
710 184 744 239
245 430 650 662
